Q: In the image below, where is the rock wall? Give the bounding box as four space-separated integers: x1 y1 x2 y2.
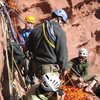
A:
16 0 100 74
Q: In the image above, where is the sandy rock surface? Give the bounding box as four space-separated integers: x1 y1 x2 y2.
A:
0 0 100 99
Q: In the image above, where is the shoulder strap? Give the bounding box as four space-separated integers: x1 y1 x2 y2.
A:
42 23 55 49
46 20 56 41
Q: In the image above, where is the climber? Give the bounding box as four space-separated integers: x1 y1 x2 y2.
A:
17 15 36 85
19 15 35 47
67 48 89 84
25 72 65 100
26 9 69 81
65 48 100 95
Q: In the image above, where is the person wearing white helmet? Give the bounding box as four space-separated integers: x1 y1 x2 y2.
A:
26 9 69 81
67 48 89 83
78 48 88 63
64 48 88 87
65 48 100 95
25 73 65 100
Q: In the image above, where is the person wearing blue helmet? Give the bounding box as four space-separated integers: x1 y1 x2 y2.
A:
26 9 69 81
52 9 68 23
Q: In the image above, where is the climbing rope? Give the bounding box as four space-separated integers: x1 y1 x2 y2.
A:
1 4 13 99
42 23 55 49
0 0 29 99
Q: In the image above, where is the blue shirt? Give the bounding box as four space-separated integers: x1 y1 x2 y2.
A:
20 29 32 45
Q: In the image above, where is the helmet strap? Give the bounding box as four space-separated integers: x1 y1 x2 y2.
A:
36 84 54 99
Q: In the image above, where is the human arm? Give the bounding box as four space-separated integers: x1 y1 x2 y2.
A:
55 27 69 73
82 61 89 81
25 31 34 52
63 60 74 76
57 89 65 100
76 61 89 86
0 89 4 100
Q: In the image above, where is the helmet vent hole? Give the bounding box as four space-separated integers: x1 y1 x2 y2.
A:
45 75 49 79
52 80 55 84
43 81 48 87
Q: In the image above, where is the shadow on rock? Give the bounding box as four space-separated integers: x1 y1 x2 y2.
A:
95 8 100 19
95 30 100 42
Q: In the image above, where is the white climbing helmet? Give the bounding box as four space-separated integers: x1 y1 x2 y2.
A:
52 9 68 23
79 48 88 57
41 73 60 92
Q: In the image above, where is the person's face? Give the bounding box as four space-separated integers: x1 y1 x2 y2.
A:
57 17 65 27
25 22 34 29
78 56 87 63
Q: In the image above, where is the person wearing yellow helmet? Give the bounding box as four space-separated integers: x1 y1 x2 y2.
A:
25 16 35 30
18 16 36 85
19 15 35 46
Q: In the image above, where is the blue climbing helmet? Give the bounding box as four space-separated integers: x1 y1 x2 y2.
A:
52 9 68 23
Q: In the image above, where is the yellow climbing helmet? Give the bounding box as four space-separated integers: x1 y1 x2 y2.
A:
25 16 35 24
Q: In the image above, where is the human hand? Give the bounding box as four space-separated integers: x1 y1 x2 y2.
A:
78 77 84 82
57 89 65 100
0 89 4 100
63 70 69 76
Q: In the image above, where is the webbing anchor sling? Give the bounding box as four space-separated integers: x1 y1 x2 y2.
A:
42 23 55 49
